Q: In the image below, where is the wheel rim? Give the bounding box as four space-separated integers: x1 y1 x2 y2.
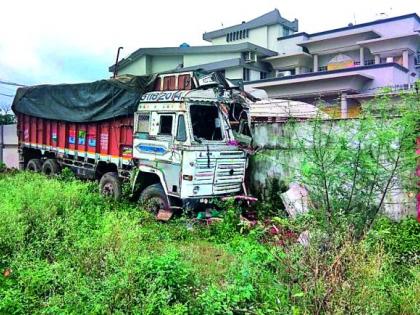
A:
102 182 115 197
44 166 52 175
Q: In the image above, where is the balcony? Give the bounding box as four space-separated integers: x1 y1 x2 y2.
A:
245 63 411 100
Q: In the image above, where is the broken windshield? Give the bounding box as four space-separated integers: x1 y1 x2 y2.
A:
190 104 224 142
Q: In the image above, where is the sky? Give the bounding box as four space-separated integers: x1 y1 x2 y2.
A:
0 0 419 108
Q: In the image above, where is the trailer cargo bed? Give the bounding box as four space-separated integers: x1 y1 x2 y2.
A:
17 113 134 170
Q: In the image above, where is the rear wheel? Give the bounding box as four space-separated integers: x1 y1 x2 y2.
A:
139 184 170 214
41 159 61 176
99 172 122 200
26 159 42 172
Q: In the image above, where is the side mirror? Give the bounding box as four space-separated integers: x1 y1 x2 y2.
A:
176 115 187 142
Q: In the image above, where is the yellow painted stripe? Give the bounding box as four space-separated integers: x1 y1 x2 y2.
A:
23 142 132 161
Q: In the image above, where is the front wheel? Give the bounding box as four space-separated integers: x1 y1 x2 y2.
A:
99 172 122 200
139 184 170 214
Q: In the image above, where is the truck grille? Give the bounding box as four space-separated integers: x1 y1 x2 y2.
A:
194 158 216 184
193 155 246 195
214 159 246 194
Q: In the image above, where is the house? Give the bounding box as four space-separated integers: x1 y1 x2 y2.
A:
246 13 420 117
109 9 298 82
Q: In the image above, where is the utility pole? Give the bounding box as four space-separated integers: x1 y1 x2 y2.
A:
113 47 124 78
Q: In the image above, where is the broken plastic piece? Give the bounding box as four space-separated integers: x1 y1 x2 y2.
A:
196 212 206 220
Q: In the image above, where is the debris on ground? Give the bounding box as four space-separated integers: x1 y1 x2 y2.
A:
281 183 310 218
297 230 310 247
156 209 174 221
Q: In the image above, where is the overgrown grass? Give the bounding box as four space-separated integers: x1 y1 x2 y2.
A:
0 172 418 314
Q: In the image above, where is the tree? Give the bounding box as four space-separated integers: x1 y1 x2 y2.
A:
0 103 15 125
294 89 419 237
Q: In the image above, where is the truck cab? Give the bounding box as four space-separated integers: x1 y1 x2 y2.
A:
133 74 247 211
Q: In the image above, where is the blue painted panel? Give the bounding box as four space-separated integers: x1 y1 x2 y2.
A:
137 144 167 154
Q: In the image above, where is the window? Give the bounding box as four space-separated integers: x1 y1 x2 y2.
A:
137 114 150 132
154 77 162 91
260 72 267 80
226 29 249 42
178 74 192 90
176 115 187 141
283 27 291 36
163 76 176 90
243 68 250 81
136 114 150 139
190 105 223 141
158 115 173 135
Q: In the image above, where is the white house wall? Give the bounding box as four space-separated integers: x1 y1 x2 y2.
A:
225 67 243 80
183 52 241 67
151 55 184 73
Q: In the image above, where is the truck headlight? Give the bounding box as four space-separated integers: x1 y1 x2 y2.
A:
193 186 200 195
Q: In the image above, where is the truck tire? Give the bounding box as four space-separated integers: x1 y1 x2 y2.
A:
99 172 122 200
26 159 42 172
139 183 170 213
42 159 61 176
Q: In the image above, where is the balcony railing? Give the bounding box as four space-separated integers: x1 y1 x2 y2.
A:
360 83 418 94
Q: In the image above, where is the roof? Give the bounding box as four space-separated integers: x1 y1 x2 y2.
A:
278 13 420 41
203 9 298 42
109 42 277 72
250 99 330 120
246 62 409 86
178 58 270 73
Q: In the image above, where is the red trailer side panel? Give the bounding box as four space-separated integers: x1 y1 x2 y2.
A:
18 114 134 165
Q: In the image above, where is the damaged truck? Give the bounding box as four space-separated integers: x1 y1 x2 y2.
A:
12 71 252 213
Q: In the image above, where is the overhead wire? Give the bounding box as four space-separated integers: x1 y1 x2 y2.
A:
0 79 26 87
0 92 15 98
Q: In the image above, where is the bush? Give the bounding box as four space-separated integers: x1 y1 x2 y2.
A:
0 172 418 314
368 216 420 264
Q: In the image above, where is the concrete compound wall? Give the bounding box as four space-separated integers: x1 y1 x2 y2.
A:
0 124 19 169
249 120 418 220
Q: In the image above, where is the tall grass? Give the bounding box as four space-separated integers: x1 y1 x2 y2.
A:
0 172 418 314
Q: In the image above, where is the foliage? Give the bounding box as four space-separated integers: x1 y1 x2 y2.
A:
293 92 419 236
0 172 418 314
0 114 16 125
368 216 420 265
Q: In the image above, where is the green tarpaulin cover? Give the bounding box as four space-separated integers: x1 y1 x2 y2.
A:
12 75 154 123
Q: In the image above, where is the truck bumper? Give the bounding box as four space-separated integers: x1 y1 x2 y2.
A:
181 194 257 211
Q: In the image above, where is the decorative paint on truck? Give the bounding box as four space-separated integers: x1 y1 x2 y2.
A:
14 71 249 214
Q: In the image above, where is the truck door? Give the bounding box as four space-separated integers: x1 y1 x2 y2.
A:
134 111 181 196
134 112 174 161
